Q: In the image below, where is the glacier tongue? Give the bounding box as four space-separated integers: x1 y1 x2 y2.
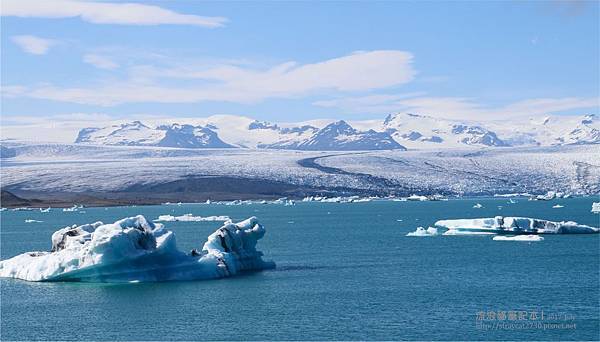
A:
435 216 599 235
0 215 274 282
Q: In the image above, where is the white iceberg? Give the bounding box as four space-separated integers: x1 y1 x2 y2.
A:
592 202 600 214
24 219 43 223
435 216 599 235
0 215 274 282
493 235 544 242
406 194 428 201
62 205 81 212
406 227 438 237
473 203 483 208
154 214 231 222
552 204 564 208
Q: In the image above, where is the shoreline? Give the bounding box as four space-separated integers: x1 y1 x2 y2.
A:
1 189 593 209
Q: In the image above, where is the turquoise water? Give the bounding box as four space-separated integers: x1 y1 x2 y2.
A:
1 197 599 340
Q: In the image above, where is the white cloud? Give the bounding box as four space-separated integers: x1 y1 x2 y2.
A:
314 93 427 114
1 0 227 28
6 50 416 106
0 113 115 143
83 54 119 70
314 95 599 120
11 35 57 55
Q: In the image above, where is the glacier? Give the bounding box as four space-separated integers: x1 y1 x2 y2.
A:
1 143 598 203
435 216 599 235
0 215 274 282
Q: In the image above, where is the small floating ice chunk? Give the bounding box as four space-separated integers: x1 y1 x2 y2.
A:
552 204 564 209
154 214 231 222
435 216 599 234
443 230 496 235
493 235 544 242
24 219 43 223
592 202 600 213
0 215 274 282
406 194 428 201
406 227 438 236
39 207 51 213
473 203 483 208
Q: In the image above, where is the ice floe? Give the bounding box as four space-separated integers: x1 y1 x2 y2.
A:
24 219 43 223
0 215 274 282
154 214 231 222
493 235 544 242
473 203 483 208
435 216 599 235
406 227 438 236
592 202 600 214
552 204 564 209
531 191 572 201
494 193 532 198
406 194 428 201
443 230 496 235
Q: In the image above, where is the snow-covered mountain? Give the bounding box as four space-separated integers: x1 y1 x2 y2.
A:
75 117 405 151
75 121 234 148
381 113 509 149
262 120 405 151
73 113 599 150
0 145 16 158
489 114 600 146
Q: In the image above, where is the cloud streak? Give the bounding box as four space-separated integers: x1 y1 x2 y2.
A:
1 0 227 27
11 35 57 55
314 95 599 120
5 50 416 106
83 54 119 70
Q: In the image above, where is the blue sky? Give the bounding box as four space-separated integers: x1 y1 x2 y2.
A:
1 0 598 133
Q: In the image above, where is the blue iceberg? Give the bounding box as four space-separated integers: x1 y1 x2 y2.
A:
0 215 274 282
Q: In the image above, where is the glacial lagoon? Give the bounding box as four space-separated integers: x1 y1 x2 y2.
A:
1 197 598 340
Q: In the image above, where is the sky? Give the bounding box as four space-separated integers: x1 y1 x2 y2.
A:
1 0 599 142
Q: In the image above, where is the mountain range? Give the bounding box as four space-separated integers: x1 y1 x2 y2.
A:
74 113 599 151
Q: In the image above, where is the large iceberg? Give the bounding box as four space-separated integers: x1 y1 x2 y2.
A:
0 215 274 282
435 216 599 235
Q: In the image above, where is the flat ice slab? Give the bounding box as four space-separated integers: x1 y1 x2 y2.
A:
493 235 544 242
154 214 231 222
435 216 599 235
0 215 274 282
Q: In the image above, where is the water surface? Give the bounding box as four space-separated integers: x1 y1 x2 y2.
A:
1 197 598 340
